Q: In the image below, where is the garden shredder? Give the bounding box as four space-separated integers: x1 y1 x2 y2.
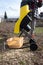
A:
13 0 42 51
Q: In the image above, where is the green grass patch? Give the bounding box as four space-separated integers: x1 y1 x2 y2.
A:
19 61 25 65
35 27 43 34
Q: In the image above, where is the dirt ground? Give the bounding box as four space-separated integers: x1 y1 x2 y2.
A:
0 22 43 65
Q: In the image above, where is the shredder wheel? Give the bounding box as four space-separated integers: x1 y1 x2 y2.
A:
29 39 38 51
30 43 38 51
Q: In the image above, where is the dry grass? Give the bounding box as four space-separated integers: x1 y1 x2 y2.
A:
0 22 43 65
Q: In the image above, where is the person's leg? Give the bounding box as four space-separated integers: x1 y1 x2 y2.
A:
29 10 38 51
30 18 36 39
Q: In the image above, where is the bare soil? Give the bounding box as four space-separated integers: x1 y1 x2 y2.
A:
0 22 43 65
